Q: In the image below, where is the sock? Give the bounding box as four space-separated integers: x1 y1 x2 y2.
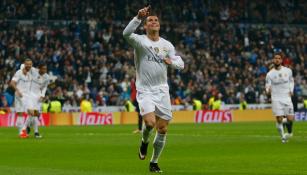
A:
276 123 285 138
138 114 142 131
282 118 287 130
16 115 24 133
286 121 293 134
21 117 32 133
142 125 153 143
150 132 166 163
34 117 39 133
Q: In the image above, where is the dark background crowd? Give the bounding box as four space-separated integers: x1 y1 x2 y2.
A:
0 0 306 109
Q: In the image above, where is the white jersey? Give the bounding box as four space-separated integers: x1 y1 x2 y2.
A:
19 64 51 97
12 70 32 95
123 17 184 92
265 66 294 102
29 68 50 97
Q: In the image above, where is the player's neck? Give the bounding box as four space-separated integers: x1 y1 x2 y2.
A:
274 65 282 70
147 31 159 41
22 68 28 75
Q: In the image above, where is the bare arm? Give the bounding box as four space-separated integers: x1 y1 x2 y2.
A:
10 80 22 97
265 74 271 95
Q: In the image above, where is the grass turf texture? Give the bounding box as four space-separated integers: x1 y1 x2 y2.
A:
0 122 306 175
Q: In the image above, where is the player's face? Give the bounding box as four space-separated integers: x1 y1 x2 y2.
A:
144 16 160 32
273 54 282 66
39 65 47 75
24 61 32 72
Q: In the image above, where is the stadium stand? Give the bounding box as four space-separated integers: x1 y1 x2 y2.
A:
0 0 306 108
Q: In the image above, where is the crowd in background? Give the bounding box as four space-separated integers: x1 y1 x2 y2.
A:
0 0 306 109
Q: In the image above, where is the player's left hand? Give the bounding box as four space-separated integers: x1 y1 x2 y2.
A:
163 57 172 65
39 97 45 102
289 92 293 97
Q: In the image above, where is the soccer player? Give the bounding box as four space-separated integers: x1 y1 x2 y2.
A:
123 6 184 173
19 62 52 138
265 52 294 143
10 59 33 136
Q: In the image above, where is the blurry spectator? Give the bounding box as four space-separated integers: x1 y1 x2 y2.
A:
239 95 248 110
192 97 202 111
212 93 223 110
80 94 93 112
0 0 306 108
49 98 62 113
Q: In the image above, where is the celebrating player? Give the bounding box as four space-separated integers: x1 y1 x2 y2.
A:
10 59 33 135
123 6 184 173
19 62 53 138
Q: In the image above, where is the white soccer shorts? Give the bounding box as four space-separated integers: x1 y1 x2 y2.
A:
136 89 172 121
14 96 26 113
272 100 294 117
25 93 41 111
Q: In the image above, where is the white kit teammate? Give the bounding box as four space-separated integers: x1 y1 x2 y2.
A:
10 59 33 135
19 62 53 138
123 6 184 173
266 52 294 143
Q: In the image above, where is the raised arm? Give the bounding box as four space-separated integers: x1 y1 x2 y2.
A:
123 6 150 47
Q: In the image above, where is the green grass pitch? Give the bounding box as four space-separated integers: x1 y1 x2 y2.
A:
0 122 306 175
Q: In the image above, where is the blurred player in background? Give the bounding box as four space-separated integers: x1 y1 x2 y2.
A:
130 78 143 134
10 59 33 135
19 62 53 138
265 52 294 143
123 6 184 173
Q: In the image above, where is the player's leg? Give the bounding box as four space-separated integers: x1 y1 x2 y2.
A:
272 101 287 142
19 110 34 138
15 96 26 134
139 112 155 160
137 105 143 132
137 92 155 159
149 116 168 173
16 112 24 133
276 116 286 143
133 100 142 133
19 95 34 138
33 110 42 138
33 110 39 134
285 115 294 137
284 103 294 138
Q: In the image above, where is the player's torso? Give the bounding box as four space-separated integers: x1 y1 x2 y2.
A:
135 36 171 89
269 68 290 87
268 67 291 99
30 72 48 93
16 71 32 93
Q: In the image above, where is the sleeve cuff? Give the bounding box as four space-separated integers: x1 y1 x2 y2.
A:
133 16 142 23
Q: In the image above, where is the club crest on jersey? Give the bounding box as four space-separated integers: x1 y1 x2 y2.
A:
154 47 159 53
162 47 168 54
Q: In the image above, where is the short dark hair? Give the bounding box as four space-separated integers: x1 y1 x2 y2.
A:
144 12 159 24
24 58 32 62
38 61 47 68
273 52 283 59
